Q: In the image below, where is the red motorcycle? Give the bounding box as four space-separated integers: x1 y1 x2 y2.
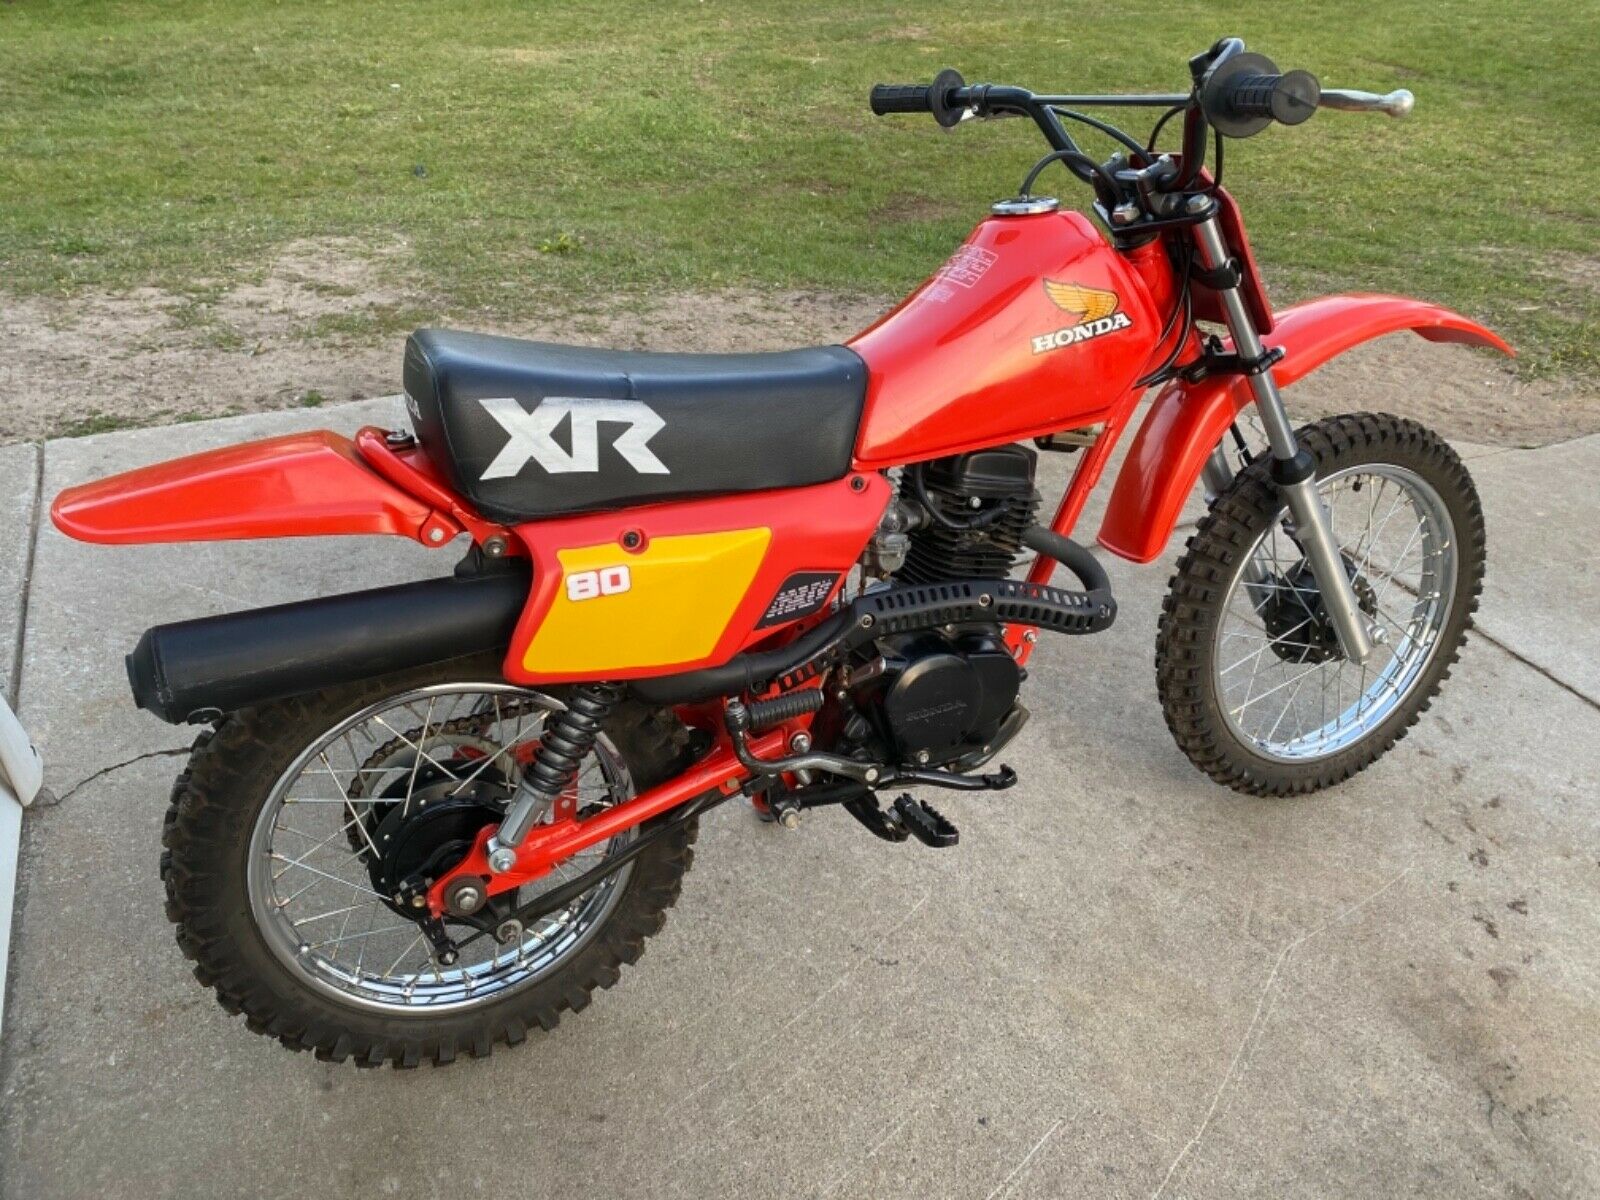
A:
53 39 1504 1066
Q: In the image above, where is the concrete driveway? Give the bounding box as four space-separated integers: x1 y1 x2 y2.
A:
1 397 1596 1199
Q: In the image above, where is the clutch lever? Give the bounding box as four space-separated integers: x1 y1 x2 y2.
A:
1319 87 1415 118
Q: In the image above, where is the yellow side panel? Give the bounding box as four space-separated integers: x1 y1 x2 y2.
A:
522 527 772 674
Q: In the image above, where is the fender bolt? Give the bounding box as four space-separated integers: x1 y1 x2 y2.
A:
621 529 643 551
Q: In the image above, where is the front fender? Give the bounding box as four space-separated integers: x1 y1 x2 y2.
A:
50 429 470 547
1097 294 1513 563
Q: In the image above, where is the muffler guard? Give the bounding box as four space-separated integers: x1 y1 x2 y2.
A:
127 568 528 724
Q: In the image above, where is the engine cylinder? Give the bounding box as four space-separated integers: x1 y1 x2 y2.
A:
897 444 1040 585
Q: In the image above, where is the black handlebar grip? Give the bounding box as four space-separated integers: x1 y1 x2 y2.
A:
870 84 934 116
1223 69 1321 126
870 70 967 127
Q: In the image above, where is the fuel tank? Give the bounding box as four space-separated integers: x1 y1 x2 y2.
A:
848 209 1166 467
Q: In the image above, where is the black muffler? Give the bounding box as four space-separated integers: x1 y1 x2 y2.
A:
126 567 529 724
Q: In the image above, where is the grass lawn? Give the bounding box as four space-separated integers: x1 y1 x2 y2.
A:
2 0 1596 376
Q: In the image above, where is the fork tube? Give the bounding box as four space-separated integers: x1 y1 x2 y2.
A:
1190 216 1376 665
1202 445 1266 592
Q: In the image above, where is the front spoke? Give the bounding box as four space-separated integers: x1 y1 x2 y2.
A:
1213 465 1456 761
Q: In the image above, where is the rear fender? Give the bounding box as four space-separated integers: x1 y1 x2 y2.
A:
1097 294 1513 563
50 428 503 548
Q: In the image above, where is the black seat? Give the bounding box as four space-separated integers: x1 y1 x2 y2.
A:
403 330 868 522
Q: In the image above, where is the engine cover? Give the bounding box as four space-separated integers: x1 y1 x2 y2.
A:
861 628 1021 766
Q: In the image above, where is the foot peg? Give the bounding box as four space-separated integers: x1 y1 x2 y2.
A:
891 795 959 847
843 792 959 847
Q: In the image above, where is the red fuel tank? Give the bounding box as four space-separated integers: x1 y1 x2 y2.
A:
848 209 1165 468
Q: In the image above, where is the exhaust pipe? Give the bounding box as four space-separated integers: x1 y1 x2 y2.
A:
127 568 529 724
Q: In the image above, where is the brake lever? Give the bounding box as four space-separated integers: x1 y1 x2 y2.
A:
1319 88 1415 118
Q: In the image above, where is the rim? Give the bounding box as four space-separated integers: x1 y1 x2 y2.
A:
1211 464 1458 763
246 684 635 1015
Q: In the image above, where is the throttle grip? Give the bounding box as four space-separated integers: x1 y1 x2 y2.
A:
1202 50 1321 138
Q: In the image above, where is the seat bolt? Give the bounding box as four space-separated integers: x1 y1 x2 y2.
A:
483 535 508 557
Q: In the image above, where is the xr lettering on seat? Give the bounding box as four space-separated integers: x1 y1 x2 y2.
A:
478 397 669 479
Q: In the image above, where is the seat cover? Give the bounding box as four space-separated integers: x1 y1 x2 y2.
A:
403 329 868 521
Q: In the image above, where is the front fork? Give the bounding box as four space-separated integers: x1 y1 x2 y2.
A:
1190 216 1379 665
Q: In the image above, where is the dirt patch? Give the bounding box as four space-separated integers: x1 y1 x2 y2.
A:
0 240 891 443
0 239 1592 447
1538 251 1600 296
873 193 963 223
1286 335 1592 449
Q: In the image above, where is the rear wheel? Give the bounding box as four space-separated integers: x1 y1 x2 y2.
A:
1156 413 1485 795
161 655 695 1066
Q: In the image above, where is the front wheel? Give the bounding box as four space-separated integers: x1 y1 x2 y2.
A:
1156 413 1485 795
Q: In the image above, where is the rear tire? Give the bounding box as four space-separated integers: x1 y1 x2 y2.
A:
1156 413 1485 796
160 655 696 1067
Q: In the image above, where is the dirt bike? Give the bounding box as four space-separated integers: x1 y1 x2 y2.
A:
52 38 1504 1067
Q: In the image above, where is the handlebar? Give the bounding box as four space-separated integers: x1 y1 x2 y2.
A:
870 45 1415 141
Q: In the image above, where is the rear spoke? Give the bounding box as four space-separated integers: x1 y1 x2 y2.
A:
249 684 639 1013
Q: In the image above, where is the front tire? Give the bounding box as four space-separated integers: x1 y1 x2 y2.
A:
160 656 696 1067
1156 413 1485 796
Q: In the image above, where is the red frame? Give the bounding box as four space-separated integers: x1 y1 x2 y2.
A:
51 190 1513 887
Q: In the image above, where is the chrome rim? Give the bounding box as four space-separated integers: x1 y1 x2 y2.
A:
246 684 634 1015
1212 464 1458 763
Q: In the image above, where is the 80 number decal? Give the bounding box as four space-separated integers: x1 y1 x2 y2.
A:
565 564 632 602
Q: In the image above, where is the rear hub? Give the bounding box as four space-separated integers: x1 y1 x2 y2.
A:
361 768 508 918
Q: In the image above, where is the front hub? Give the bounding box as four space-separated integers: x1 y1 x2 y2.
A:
1259 554 1378 664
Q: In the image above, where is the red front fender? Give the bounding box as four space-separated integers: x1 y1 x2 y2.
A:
1097 294 1513 563
50 429 498 548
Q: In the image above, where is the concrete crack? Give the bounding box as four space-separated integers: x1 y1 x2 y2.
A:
1150 863 1416 1199
6 441 44 711
37 746 190 809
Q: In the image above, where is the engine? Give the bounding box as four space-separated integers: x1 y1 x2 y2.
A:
838 444 1041 769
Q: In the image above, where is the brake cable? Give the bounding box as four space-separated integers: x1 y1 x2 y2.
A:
1145 103 1188 151
1049 106 1151 161
1018 148 1109 197
1135 238 1197 389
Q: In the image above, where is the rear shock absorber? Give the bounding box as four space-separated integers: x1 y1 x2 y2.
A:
487 682 625 873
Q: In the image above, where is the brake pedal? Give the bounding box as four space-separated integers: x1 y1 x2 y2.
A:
891 795 959 848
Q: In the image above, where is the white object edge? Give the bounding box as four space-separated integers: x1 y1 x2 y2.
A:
0 694 43 1039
